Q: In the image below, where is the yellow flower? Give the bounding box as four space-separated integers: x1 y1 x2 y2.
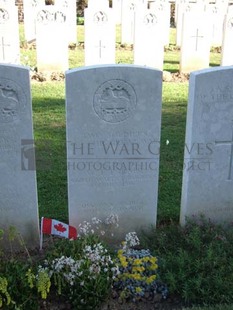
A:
121 260 128 268
119 255 128 268
118 249 124 256
150 263 158 270
136 287 142 293
132 266 145 273
132 273 141 280
133 259 142 265
142 257 150 263
149 257 158 264
146 275 157 284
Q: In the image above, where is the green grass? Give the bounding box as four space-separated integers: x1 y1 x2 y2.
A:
32 82 68 221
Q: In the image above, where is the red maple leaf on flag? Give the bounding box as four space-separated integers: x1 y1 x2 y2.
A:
54 223 67 233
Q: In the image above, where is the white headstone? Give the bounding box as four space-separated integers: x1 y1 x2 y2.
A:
88 0 109 8
149 0 171 46
221 6 233 66
0 0 15 5
55 0 77 43
36 6 69 73
121 0 147 44
175 0 188 26
181 66 233 225
23 0 44 42
84 6 115 66
0 64 39 248
176 2 205 46
205 4 226 47
215 0 229 11
0 4 20 64
179 13 212 73
134 9 164 70
66 65 162 241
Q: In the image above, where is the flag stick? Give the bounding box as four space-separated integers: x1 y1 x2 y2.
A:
39 217 44 251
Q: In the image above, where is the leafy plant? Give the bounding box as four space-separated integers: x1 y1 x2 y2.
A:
0 277 11 308
141 216 233 306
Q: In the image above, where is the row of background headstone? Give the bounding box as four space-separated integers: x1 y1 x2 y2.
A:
1 0 233 74
1 63 233 248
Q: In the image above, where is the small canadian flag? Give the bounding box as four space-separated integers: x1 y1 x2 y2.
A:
40 217 77 250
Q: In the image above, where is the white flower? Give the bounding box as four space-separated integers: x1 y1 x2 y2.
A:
125 232 140 248
92 217 102 225
105 213 119 225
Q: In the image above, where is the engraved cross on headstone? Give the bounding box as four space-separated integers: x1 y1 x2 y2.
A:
95 40 106 58
215 123 233 181
0 37 10 61
191 29 204 51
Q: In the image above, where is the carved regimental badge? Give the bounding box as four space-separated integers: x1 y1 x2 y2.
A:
143 13 157 26
93 11 108 24
0 8 9 24
129 3 135 10
37 10 66 24
93 80 137 123
0 79 26 123
31 0 39 6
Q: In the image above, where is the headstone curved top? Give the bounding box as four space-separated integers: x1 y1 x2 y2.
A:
66 64 162 242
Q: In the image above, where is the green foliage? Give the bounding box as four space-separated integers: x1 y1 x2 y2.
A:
0 259 38 309
0 227 38 309
0 277 11 308
77 16 84 25
141 216 233 306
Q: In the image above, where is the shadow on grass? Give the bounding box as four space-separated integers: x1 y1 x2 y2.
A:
209 62 221 67
163 60 179 65
158 104 187 224
32 96 68 222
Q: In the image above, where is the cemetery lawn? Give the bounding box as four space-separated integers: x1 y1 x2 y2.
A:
2 26 232 309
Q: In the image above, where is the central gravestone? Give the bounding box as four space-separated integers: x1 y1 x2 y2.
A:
66 65 162 241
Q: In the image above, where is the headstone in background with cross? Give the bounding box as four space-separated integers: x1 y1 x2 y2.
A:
179 12 212 73
121 0 147 45
23 0 45 43
205 3 226 47
0 3 20 64
175 1 205 46
84 4 115 66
